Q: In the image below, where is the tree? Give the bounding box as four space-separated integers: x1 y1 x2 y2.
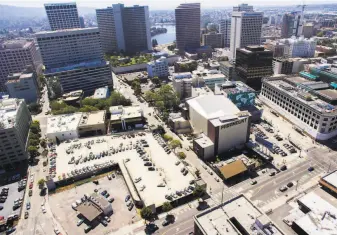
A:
193 185 206 198
169 139 181 152
195 168 201 178
40 139 47 148
132 79 142 96
30 121 41 134
140 207 153 223
151 76 161 86
29 138 39 147
162 201 173 214
163 134 173 142
177 152 186 160
317 31 324 37
28 146 39 158
38 178 45 187
28 103 41 114
79 105 99 112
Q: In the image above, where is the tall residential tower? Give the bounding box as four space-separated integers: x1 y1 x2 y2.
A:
175 3 201 53
44 2 81 31
220 19 231 48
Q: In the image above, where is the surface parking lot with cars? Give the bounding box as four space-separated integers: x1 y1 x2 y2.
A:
0 181 25 220
49 173 139 235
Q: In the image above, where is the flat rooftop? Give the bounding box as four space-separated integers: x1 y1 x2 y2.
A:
78 111 105 127
53 133 194 208
295 192 337 234
216 81 255 95
264 77 337 114
194 194 283 235
76 200 103 222
35 27 99 37
110 106 143 121
0 98 23 129
187 95 240 120
316 89 337 101
46 113 82 134
321 170 337 188
194 133 214 148
0 40 32 50
93 86 109 99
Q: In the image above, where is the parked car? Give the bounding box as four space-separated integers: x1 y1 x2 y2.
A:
26 202 31 210
280 165 287 171
308 166 315 172
24 211 29 219
108 197 114 203
125 195 131 202
279 186 287 192
269 171 276 176
287 182 294 188
41 206 46 213
101 190 107 196
251 180 257 185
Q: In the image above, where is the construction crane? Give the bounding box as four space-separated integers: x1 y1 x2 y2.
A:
297 4 307 14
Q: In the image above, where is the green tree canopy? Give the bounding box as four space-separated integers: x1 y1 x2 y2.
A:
28 146 39 158
162 201 173 214
163 134 173 142
140 207 154 222
177 152 186 160
169 139 181 152
193 185 206 198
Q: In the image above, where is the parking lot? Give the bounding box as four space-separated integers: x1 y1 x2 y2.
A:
49 173 139 235
251 121 304 168
0 181 25 220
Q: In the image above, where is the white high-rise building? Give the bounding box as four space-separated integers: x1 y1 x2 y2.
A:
36 28 103 69
220 19 231 48
44 2 81 31
230 9 263 59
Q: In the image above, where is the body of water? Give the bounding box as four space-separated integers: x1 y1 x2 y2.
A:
151 24 176 45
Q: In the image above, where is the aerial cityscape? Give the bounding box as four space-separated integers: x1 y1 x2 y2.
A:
1 1 337 235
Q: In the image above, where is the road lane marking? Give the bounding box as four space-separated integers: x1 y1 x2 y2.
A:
162 218 193 235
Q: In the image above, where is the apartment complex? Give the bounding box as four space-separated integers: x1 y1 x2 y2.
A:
175 3 201 53
147 56 169 78
260 76 337 140
44 2 81 31
96 7 117 54
230 9 263 59
0 98 31 168
281 37 317 58
220 19 231 48
0 40 42 91
202 32 223 48
96 4 151 54
36 28 103 69
44 60 113 96
281 12 303 38
6 67 38 103
235 46 273 90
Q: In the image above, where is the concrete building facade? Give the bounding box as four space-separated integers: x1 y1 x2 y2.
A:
202 32 224 48
260 76 337 140
6 68 38 103
96 7 118 54
220 19 231 48
0 98 31 168
230 10 263 59
44 60 113 96
281 37 317 58
44 2 81 31
0 40 42 91
147 56 169 78
175 3 201 53
36 28 103 69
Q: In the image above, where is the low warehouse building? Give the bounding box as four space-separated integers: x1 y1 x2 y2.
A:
109 106 144 131
78 111 106 137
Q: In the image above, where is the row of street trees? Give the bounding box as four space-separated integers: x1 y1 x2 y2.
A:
27 120 41 158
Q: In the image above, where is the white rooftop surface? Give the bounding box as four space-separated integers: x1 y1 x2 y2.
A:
53 133 194 207
194 134 214 148
187 95 240 120
93 87 108 99
0 98 21 129
296 192 337 234
196 195 282 235
110 106 143 121
47 113 82 134
322 171 337 188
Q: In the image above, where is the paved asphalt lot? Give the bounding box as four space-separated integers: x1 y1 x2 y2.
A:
0 182 25 219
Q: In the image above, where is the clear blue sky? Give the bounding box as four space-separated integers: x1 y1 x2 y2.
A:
1 0 336 10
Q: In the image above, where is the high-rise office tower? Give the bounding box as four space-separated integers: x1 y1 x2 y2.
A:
281 12 303 38
79 16 85 28
121 4 151 54
96 4 151 54
0 98 31 168
44 2 81 31
96 7 118 54
220 19 231 48
36 28 103 69
230 4 263 59
233 3 254 12
0 40 42 91
235 46 273 90
175 3 201 53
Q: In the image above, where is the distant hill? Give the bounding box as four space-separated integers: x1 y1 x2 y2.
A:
0 4 96 20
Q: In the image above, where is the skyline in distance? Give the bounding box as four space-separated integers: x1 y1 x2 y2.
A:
1 0 337 10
